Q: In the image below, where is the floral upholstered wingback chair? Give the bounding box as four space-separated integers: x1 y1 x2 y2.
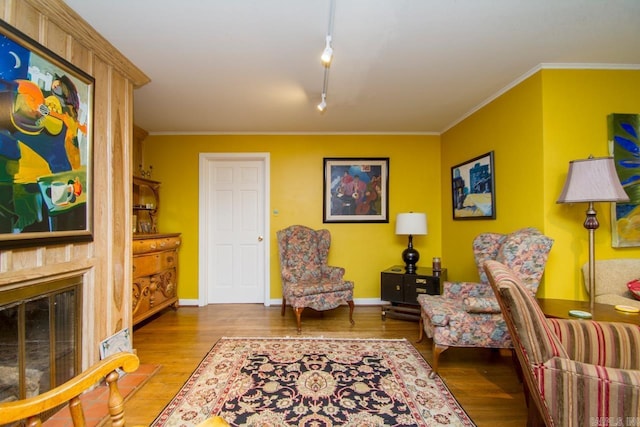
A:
277 225 355 333
417 227 553 375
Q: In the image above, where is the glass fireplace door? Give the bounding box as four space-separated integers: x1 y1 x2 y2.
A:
0 276 81 403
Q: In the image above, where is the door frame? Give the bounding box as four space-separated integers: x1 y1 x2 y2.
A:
197 152 271 307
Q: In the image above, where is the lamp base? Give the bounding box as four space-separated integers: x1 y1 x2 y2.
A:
402 247 420 274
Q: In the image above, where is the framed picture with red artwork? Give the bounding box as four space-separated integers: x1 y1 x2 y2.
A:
323 157 389 223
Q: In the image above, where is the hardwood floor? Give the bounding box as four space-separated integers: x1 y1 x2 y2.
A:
123 304 527 426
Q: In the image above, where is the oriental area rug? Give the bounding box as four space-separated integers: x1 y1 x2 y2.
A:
151 337 475 427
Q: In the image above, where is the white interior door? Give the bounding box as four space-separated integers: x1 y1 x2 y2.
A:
198 153 270 305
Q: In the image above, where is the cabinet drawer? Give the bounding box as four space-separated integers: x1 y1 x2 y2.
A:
381 273 403 302
133 251 178 278
133 239 160 254
156 236 181 250
133 235 182 255
404 276 440 304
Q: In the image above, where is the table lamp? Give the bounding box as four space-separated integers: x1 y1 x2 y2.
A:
556 156 629 313
395 212 427 274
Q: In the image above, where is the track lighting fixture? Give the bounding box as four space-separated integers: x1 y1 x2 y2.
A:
317 93 327 112
321 35 333 66
317 66 329 113
317 0 335 113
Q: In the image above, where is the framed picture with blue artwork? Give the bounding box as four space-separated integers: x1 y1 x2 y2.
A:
608 113 639 247
323 157 389 223
0 20 94 248
451 151 495 220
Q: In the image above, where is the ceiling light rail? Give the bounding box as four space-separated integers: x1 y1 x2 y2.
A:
317 0 335 113
317 65 330 112
321 35 333 66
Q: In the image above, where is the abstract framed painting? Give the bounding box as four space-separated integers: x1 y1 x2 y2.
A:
608 113 640 247
323 157 389 223
451 151 496 220
0 20 94 248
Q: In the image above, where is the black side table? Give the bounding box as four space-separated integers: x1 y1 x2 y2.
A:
380 265 447 321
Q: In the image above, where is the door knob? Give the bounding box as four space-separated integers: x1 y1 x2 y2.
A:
258 236 264 241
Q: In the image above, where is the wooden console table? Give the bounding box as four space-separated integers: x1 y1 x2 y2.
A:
537 298 640 325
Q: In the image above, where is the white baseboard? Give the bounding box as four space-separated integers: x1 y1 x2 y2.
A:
268 298 383 306
179 298 385 307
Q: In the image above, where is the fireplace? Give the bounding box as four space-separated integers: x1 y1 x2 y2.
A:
0 276 81 403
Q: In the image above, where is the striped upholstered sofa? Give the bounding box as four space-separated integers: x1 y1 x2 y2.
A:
485 260 640 426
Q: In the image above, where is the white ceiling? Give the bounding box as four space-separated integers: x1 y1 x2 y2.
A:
62 0 640 134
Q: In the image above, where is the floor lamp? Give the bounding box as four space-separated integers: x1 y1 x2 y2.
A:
556 156 629 313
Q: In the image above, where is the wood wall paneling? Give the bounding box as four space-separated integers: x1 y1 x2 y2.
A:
43 15 68 56
12 1 39 40
0 0 150 367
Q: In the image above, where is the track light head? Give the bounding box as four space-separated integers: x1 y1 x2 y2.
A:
317 93 327 112
321 35 333 66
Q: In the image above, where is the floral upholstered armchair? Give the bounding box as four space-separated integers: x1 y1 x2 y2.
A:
277 225 355 333
417 227 553 375
485 260 640 426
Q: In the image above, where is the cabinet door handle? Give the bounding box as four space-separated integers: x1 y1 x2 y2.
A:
258 236 264 241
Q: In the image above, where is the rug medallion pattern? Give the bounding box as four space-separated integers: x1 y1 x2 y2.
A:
152 337 475 427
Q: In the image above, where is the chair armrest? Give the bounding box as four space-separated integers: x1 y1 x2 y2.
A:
532 357 640 426
462 296 501 313
442 281 494 299
322 265 345 281
540 356 640 423
417 295 461 327
547 318 640 370
280 267 297 283
0 352 139 424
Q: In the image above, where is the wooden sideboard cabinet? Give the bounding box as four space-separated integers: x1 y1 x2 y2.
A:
132 233 181 325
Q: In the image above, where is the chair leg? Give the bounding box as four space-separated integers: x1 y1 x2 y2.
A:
281 297 286 316
417 316 425 342
294 307 304 334
525 386 546 427
511 348 524 383
429 343 449 378
347 300 355 325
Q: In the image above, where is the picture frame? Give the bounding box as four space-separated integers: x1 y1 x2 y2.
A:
451 151 495 220
608 113 640 247
0 20 94 248
323 157 389 223
99 328 133 360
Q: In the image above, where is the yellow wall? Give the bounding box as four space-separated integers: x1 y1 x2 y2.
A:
441 68 640 300
143 134 442 301
441 73 545 282
542 69 640 300
143 68 640 304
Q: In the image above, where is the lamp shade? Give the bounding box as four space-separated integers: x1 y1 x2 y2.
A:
395 213 427 235
557 157 630 203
